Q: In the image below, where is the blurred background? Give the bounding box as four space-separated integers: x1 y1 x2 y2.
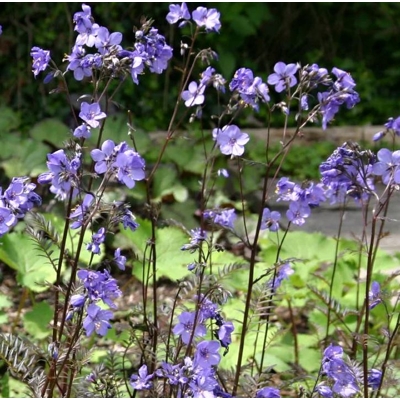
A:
1 2 399 132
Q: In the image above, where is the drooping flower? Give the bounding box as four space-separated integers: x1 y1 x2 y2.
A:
79 102 107 129
368 369 382 391
114 248 126 271
86 227 106 255
192 7 221 32
267 62 299 93
204 208 237 229
83 303 113 336
368 281 382 309
31 47 51 77
268 262 294 290
0 207 17 237
73 123 91 139
215 320 234 348
213 125 250 156
166 3 190 24
70 193 94 229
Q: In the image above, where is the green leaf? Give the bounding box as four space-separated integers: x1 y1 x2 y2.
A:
1 139 49 178
23 302 52 340
0 233 58 292
0 294 12 309
152 165 188 202
0 371 10 398
0 107 21 133
29 118 70 147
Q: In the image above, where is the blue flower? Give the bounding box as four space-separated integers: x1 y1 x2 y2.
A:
114 248 126 271
267 62 299 93
213 125 250 157
79 102 107 129
86 227 106 255
368 281 382 309
181 81 205 107
166 3 190 24
130 365 154 390
194 340 221 369
192 7 221 32
83 303 113 336
172 311 207 344
256 387 281 398
260 208 281 232
31 47 51 77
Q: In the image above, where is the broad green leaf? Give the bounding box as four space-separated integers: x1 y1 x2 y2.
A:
29 118 70 147
0 107 21 133
1 139 49 178
152 165 188 202
0 311 8 324
23 302 52 340
0 233 57 292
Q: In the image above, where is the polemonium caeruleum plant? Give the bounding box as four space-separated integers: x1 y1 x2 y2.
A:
0 2 399 398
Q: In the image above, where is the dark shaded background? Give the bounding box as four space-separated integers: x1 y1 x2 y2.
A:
1 3 399 131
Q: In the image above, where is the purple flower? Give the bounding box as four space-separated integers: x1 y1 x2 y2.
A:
256 387 281 398
0 207 17 237
372 148 400 185
215 320 234 348
267 62 299 93
130 365 153 390
38 149 81 200
368 369 382 391
196 294 218 320
213 125 250 156
204 208 237 230
181 228 207 251
73 123 91 139
314 384 333 398
286 201 310 226
86 227 106 255
90 139 117 174
181 81 205 107
77 269 122 308
31 47 51 77
260 208 281 232
70 294 86 309
70 193 94 229
114 149 146 189
83 303 113 336
268 262 294 290
192 7 221 32
94 27 122 55
73 4 93 34
166 3 190 24
332 67 356 91
114 248 126 271
79 102 107 129
368 281 382 309
194 340 221 369
121 209 140 231
172 311 207 344
156 361 188 386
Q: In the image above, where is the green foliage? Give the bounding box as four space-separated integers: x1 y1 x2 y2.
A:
0 233 58 292
23 302 53 340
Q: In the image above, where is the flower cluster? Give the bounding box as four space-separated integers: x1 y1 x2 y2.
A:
38 149 82 201
91 139 146 189
131 295 239 397
0 177 41 237
41 3 174 85
276 178 325 226
320 142 376 205
373 116 400 141
229 67 270 110
68 268 122 337
181 227 207 251
317 67 360 130
167 3 221 33
319 344 360 397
